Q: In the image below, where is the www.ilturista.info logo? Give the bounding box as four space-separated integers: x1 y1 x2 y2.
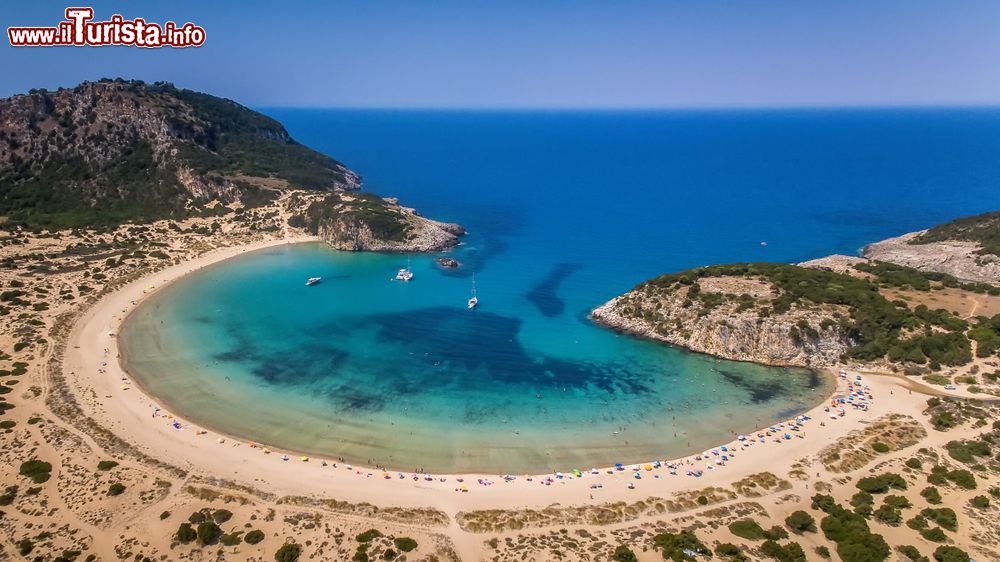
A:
8 7 205 48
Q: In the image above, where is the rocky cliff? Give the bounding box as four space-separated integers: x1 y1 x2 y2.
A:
863 231 1000 285
592 273 853 367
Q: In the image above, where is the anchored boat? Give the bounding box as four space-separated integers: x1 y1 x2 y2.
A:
468 273 478 309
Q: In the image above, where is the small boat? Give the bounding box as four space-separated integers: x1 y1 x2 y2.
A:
395 257 414 281
305 277 322 286
467 273 478 309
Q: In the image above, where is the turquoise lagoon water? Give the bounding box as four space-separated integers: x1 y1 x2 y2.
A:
121 109 1000 473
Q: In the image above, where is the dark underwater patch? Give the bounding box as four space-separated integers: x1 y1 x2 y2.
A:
340 306 653 397
715 367 786 403
526 262 581 317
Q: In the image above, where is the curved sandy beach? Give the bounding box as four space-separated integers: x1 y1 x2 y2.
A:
59 235 940 515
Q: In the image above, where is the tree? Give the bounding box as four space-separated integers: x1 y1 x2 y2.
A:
933 545 970 562
197 521 221 545
245 529 265 545
275 543 302 562
611 544 638 562
393 537 418 552
785 510 816 533
175 523 196 543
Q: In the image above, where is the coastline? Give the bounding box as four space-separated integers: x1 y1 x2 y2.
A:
62 234 934 511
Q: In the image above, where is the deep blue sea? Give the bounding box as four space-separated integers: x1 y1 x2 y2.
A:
121 109 1000 473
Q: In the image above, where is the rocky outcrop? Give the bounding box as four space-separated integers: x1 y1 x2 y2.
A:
862 231 1000 285
797 254 870 275
316 208 463 252
591 277 852 367
287 192 464 252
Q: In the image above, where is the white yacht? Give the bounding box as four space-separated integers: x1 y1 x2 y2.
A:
467 274 478 309
395 257 414 281
305 277 321 286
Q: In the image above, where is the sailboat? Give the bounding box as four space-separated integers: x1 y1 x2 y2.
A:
395 257 414 281
467 273 478 309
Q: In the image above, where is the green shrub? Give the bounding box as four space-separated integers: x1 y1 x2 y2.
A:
176 523 197 543
856 473 907 494
15 538 33 556
920 527 947 542
393 537 417 553
920 507 957 532
921 486 942 504
873 504 902 526
946 440 991 463
851 491 874 517
212 509 233 524
760 540 806 562
651 530 711 561
715 543 747 561
815 545 831 559
928 466 948 485
898 545 928 562
18 459 52 483
197 521 221 545
275 543 302 562
930 412 957 431
611 544 639 562
969 495 990 508
811 494 837 512
884 495 911 509
814 495 891 562
872 442 890 453
106 483 125 496
244 529 265 545
933 545 970 562
356 529 383 543
728 519 786 541
785 510 816 533
906 514 928 531
159 511 170 520
221 532 242 546
946 469 976 489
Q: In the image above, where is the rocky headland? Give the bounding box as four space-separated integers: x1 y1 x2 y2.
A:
0 78 461 252
592 211 1000 372
591 268 853 368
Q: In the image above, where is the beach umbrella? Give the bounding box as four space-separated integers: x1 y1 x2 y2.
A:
300 456 308 462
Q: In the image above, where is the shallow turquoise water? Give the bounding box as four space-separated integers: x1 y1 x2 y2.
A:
121 109 1000 473
122 243 828 473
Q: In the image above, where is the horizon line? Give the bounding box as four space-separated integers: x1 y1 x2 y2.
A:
254 102 1000 112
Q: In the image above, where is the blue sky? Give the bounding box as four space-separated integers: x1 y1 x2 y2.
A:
2 0 998 108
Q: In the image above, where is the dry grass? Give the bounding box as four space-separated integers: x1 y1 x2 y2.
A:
818 413 926 472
